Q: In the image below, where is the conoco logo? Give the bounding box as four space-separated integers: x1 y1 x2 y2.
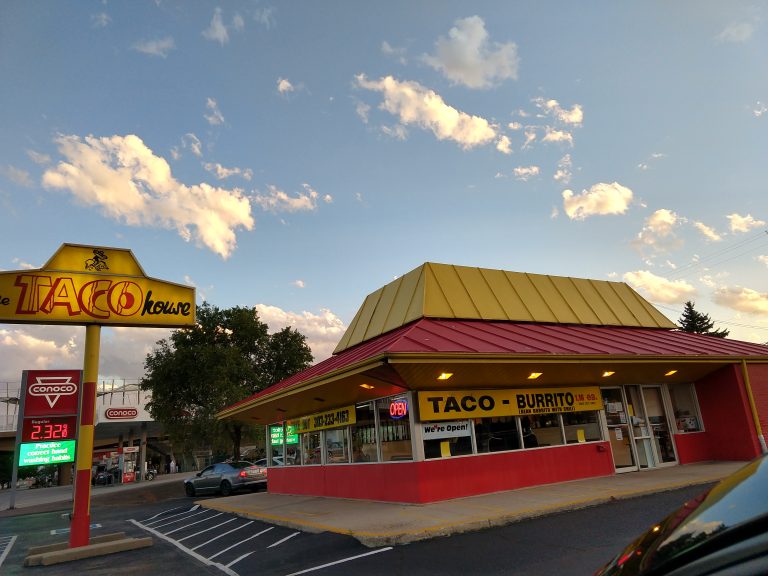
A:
105 407 138 420
29 377 78 408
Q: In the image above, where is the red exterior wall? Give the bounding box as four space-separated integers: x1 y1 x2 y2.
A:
682 365 761 462
267 442 614 503
747 363 768 439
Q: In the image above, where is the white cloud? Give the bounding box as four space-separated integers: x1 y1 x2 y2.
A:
0 165 33 187
203 7 229 45
204 97 225 126
277 78 294 94
254 7 276 29
355 101 371 123
632 209 686 254
132 37 175 58
381 124 408 140
0 325 81 382
11 257 37 269
623 270 697 304
255 304 346 362
496 135 512 154
182 133 202 157
553 154 572 183
91 13 111 28
727 213 765 233
714 286 768 314
758 255 768 268
541 127 573 146
513 165 540 181
716 21 755 43
693 221 722 242
253 183 320 213
422 16 519 89
522 129 536 149
382 40 407 64
322 194 333 204
42 134 254 258
562 182 633 220
293 280 305 288
27 150 51 165
753 101 767 117
232 13 245 32
533 97 583 126
203 162 253 181
355 74 498 150
507 121 522 130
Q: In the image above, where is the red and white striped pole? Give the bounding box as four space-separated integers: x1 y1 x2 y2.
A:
70 324 100 548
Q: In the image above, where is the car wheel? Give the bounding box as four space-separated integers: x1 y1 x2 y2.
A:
220 480 232 496
185 483 196 497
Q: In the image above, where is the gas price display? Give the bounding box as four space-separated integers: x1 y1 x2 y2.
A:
22 416 77 442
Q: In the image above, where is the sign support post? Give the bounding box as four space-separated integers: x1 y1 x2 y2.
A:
70 325 100 547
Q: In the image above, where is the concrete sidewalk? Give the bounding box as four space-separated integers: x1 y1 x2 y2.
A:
199 461 745 547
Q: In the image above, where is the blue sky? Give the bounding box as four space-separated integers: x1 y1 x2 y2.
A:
1 1 767 383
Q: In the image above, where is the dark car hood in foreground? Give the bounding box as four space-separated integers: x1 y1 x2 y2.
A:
595 455 768 576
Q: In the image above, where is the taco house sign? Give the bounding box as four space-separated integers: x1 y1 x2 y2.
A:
0 244 195 327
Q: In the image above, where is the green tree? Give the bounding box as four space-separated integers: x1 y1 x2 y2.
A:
678 301 729 338
141 302 313 459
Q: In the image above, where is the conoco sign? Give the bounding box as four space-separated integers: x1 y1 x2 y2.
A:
23 370 82 416
105 407 138 420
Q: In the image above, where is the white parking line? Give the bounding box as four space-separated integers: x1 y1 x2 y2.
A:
208 527 274 560
191 520 254 551
225 551 253 568
144 505 200 526
267 532 300 548
0 535 17 569
166 512 223 536
142 505 190 522
284 547 394 576
128 519 238 576
151 509 210 529
178 517 237 542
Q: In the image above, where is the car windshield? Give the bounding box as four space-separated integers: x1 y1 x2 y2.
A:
621 456 768 574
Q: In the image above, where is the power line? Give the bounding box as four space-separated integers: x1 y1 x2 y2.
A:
667 229 768 280
652 302 768 334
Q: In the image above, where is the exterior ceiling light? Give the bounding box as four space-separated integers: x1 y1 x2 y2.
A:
665 370 678 377
359 383 374 389
528 372 543 380
437 372 453 381
602 371 615 378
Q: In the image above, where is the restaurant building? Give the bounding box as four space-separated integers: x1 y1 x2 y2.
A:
218 263 768 503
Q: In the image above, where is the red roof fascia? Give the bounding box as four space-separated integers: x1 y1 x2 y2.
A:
224 319 768 412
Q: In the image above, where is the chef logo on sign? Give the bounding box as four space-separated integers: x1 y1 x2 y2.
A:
84 249 109 272
29 376 78 408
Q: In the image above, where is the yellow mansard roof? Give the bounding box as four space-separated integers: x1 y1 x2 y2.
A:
333 263 675 354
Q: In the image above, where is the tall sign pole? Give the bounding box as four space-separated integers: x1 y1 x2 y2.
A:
70 325 100 547
0 243 195 548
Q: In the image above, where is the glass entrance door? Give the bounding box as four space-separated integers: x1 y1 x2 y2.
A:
626 386 653 469
642 386 677 465
602 388 637 472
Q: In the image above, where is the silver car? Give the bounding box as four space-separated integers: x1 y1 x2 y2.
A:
183 460 266 497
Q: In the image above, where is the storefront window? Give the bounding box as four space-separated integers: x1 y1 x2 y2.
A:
562 411 602 443
325 428 349 464
670 384 703 432
268 423 285 466
474 417 521 453
302 431 322 465
351 402 378 462
377 395 413 461
423 420 473 459
526 415 564 447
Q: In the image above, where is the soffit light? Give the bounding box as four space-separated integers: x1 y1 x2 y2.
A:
665 370 678 377
528 372 543 380
359 383 374 389
602 371 615 378
437 372 453 381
